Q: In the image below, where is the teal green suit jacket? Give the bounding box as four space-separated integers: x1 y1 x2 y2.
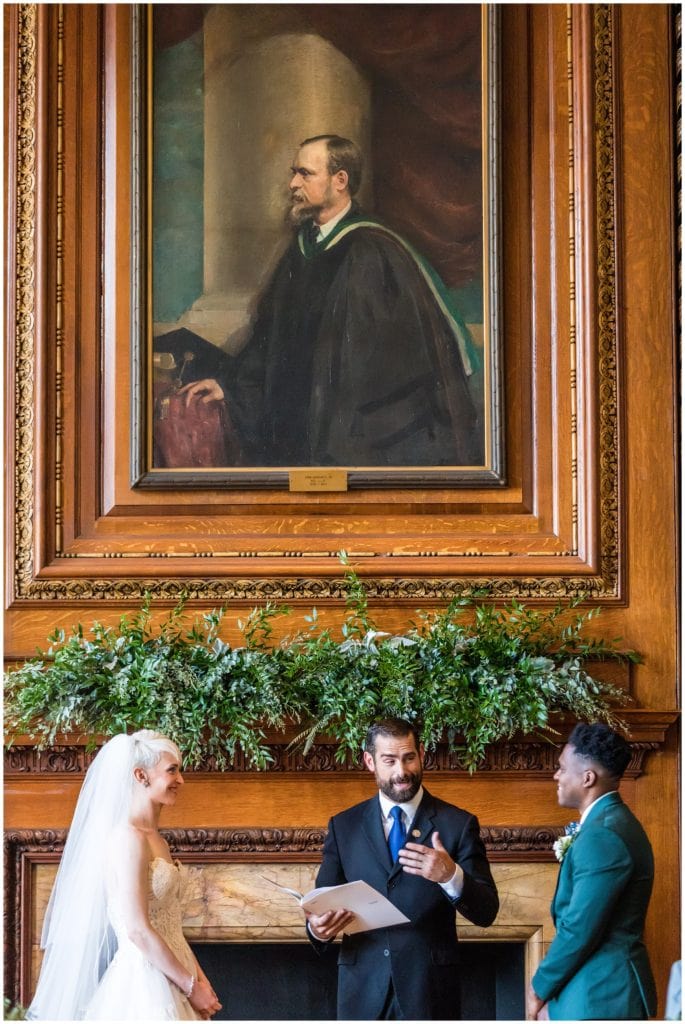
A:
532 792 657 1020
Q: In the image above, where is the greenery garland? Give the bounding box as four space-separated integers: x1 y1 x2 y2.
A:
4 565 638 772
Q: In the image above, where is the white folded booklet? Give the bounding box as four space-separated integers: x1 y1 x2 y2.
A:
263 877 410 934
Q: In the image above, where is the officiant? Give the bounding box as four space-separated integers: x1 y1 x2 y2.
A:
305 717 498 1020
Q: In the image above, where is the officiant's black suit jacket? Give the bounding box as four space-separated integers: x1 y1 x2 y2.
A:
310 788 499 1020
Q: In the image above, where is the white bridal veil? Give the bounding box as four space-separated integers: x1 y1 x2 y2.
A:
27 733 139 1020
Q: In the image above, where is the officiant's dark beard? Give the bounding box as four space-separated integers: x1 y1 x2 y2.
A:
376 767 423 803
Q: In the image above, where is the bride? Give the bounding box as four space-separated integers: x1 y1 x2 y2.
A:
28 730 222 1020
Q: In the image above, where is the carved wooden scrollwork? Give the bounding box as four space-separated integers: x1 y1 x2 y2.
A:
4 736 659 778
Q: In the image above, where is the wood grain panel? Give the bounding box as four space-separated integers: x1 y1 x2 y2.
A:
617 3 678 712
3 3 678 1017
0 768 644 833
613 9 680 1007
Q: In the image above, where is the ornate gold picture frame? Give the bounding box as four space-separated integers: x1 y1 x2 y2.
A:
6 5 622 604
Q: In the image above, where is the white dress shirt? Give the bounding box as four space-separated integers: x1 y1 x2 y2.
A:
314 201 352 242
378 787 464 898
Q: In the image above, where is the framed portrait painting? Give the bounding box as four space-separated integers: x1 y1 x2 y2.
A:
132 3 504 490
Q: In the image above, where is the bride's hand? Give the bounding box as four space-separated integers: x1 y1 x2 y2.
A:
193 965 220 1013
188 976 222 1018
198 968 219 1002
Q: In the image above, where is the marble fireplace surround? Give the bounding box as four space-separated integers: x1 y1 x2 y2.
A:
5 826 564 1009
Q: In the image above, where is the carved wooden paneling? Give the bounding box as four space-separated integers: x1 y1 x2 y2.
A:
3 3 679 1016
5 716 673 779
5 3 627 617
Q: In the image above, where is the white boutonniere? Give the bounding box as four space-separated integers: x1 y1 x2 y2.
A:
553 821 580 862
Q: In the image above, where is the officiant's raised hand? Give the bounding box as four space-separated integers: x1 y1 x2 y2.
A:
398 830 462 885
306 907 356 941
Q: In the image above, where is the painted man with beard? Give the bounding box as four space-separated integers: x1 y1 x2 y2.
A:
176 135 482 467
305 718 498 1020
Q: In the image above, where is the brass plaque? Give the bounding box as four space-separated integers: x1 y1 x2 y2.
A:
289 469 349 492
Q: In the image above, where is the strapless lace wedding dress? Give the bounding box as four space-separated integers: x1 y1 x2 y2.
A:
86 858 200 1020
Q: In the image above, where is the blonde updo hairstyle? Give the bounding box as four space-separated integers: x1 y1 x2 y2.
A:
131 729 182 769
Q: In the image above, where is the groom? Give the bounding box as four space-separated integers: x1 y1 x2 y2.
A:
527 723 657 1020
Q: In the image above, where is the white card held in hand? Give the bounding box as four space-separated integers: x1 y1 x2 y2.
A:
263 877 410 934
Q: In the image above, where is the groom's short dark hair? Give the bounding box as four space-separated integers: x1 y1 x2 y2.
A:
568 723 631 779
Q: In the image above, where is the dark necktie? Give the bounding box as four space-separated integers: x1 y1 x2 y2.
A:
388 805 406 862
305 220 320 246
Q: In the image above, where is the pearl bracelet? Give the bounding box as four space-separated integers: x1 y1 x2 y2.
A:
185 974 196 999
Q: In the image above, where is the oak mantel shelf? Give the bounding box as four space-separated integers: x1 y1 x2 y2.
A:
4 710 678 780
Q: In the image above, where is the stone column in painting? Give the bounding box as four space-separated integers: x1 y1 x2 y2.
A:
178 11 372 349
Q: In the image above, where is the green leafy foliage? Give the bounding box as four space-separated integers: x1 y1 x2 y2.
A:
4 569 636 772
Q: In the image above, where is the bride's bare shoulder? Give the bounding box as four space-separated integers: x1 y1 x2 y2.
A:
110 822 151 858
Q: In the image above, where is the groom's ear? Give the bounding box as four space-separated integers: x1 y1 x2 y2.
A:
582 767 597 788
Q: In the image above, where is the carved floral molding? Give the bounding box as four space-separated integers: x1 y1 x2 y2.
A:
4 727 667 779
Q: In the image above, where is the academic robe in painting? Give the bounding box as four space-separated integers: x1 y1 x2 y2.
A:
155 207 483 468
